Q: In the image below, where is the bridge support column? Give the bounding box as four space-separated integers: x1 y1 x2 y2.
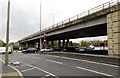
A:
62 40 65 49
58 40 61 50
19 43 26 49
51 40 54 49
107 10 120 56
66 39 69 47
46 40 49 48
26 42 28 48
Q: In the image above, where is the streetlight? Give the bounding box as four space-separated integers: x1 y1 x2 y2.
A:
39 2 42 53
5 0 10 65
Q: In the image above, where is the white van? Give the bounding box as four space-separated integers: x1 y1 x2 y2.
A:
0 47 12 54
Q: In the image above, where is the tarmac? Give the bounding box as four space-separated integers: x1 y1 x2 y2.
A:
43 51 120 66
0 58 22 78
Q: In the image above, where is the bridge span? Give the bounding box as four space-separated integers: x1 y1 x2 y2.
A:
18 0 120 56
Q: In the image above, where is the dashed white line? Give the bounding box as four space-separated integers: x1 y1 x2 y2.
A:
21 67 35 72
46 59 63 65
25 55 63 65
44 54 119 67
76 66 113 77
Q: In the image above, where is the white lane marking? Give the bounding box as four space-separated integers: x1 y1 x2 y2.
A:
25 55 63 65
44 54 119 68
76 66 113 77
26 64 59 78
2 57 59 78
46 59 63 65
21 67 35 72
41 75 50 78
32 56 41 59
2 58 59 77
0 59 24 78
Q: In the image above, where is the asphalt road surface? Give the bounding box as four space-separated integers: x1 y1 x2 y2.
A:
0 52 119 78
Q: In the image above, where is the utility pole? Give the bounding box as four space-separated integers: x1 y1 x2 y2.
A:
39 2 42 54
5 0 10 65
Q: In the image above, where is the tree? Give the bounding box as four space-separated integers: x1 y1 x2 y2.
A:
0 39 6 47
81 41 90 47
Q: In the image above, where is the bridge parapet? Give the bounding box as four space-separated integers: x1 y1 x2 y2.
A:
42 0 120 32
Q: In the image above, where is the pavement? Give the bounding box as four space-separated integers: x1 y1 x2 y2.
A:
0 56 22 78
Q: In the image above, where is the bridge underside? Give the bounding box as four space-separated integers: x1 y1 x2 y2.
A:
46 23 107 40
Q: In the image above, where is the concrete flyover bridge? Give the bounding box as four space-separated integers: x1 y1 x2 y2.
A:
18 0 120 56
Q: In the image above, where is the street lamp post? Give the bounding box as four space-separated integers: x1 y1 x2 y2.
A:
39 2 42 53
5 0 10 65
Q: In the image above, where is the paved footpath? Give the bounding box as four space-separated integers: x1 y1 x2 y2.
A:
0 58 22 78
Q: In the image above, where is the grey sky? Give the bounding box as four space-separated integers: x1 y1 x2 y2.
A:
0 0 111 42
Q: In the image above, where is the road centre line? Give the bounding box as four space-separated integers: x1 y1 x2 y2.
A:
46 59 63 65
21 67 35 72
24 55 63 65
76 66 113 77
44 54 119 68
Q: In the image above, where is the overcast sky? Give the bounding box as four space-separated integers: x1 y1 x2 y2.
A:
0 0 112 43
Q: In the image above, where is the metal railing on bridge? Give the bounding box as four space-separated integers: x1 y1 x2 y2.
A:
20 0 120 41
41 0 120 32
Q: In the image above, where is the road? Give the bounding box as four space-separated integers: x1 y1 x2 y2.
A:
0 52 119 78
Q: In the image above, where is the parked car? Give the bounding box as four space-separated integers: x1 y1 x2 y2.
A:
84 45 95 51
41 48 53 52
0 47 12 54
22 48 38 53
63 47 79 52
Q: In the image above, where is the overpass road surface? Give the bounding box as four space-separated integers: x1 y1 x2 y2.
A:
0 52 119 78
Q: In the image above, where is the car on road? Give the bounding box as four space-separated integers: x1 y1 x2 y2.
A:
0 47 12 54
41 48 53 52
22 48 38 53
84 45 95 51
63 47 79 52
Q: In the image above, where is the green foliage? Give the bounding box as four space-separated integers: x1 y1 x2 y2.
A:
81 41 90 47
0 39 6 47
